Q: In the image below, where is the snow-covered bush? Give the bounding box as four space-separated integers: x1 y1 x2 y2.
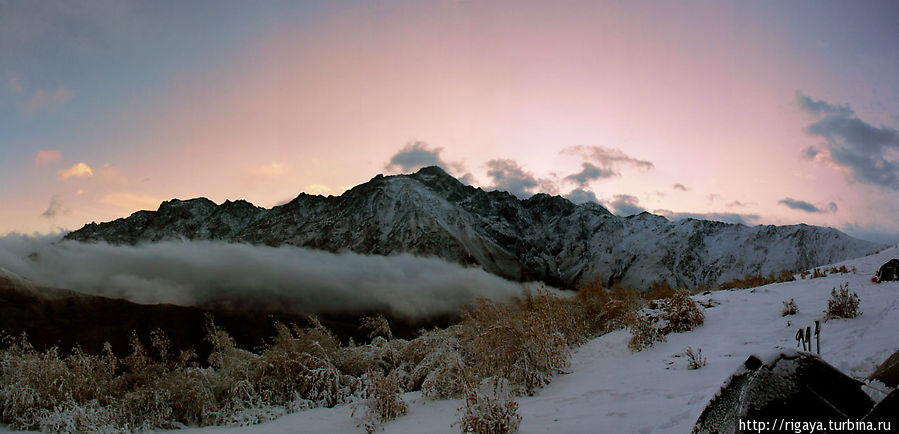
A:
826 282 861 319
456 391 521 434
359 369 407 433
461 297 569 395
402 327 469 399
627 313 665 352
0 283 649 431
660 289 704 334
781 298 799 316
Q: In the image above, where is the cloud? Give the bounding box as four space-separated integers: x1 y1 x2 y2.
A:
797 91 899 190
608 194 645 216
457 173 476 185
19 87 74 116
560 145 654 187
57 162 94 180
778 197 838 214
726 200 754 208
34 149 62 166
0 236 533 319
484 159 539 198
100 192 160 211
386 141 451 173
653 209 760 226
41 195 64 219
795 91 853 118
305 184 332 195
707 194 722 201
564 188 599 204
564 162 616 187
672 183 688 191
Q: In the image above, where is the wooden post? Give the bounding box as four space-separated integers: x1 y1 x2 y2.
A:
805 327 811 352
816 322 821 354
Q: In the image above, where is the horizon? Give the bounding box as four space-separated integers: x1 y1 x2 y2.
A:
2 1 899 244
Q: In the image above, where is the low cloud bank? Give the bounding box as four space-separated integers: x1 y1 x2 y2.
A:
0 234 531 319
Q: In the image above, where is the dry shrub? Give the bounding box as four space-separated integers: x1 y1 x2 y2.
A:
781 299 799 316
461 295 569 395
360 369 407 433
660 289 704 334
717 270 795 290
361 314 393 340
627 313 665 352
402 327 469 399
826 282 861 320
684 347 706 370
253 320 357 409
0 280 651 431
647 280 676 300
456 391 521 434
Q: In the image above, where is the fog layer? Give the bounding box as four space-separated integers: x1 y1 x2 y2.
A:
0 234 532 318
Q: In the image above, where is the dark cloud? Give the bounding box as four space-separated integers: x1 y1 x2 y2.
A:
561 145 653 187
564 188 599 204
40 195 64 219
707 194 722 201
795 91 854 117
564 162 616 187
385 141 449 173
608 194 645 216
672 183 688 191
797 91 899 190
457 172 476 186
653 209 760 226
484 159 540 198
726 200 754 208
778 197 838 213
0 235 534 319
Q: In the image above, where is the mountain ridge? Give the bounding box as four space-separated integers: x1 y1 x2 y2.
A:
65 166 880 289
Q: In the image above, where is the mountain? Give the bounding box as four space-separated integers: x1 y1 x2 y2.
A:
65 166 879 289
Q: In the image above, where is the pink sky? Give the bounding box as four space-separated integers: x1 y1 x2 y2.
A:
2 1 898 242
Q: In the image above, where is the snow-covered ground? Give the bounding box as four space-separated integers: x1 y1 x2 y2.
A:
3 247 896 433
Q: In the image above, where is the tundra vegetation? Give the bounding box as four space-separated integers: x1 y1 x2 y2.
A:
0 277 710 433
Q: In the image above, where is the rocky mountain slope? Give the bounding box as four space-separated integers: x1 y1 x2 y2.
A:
65 166 879 289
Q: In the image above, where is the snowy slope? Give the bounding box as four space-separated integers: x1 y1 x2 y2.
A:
176 247 899 434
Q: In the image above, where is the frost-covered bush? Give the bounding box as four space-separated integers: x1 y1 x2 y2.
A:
359 369 407 433
826 282 861 319
660 289 704 334
0 282 651 432
627 313 665 352
456 391 521 434
461 297 569 395
781 298 799 316
401 327 469 399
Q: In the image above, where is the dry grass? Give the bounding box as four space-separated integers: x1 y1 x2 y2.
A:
781 298 799 316
0 278 664 432
826 282 861 320
717 269 796 290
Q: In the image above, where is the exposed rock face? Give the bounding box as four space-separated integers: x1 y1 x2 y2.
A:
694 352 876 433
876 258 899 282
65 166 879 289
870 349 899 388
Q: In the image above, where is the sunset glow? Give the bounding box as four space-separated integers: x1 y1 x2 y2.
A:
2 1 898 242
